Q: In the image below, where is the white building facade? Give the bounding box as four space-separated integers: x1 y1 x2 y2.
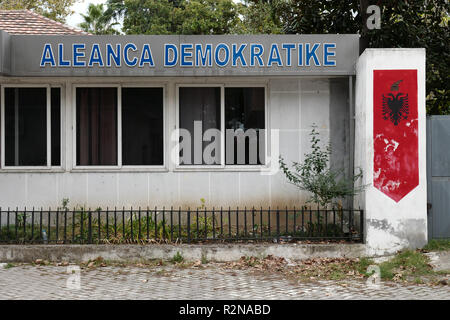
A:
0 30 428 253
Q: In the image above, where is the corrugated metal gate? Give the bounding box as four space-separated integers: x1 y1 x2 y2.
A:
427 116 450 239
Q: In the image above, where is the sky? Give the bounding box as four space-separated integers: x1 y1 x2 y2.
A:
66 0 108 28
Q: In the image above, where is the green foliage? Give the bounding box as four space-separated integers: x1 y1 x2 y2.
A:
356 257 375 276
105 0 241 35
423 239 450 251
236 0 288 34
284 0 359 34
0 0 76 22
171 251 184 263
279 125 364 207
79 3 120 35
377 250 434 280
283 0 449 115
178 0 241 34
60 198 70 211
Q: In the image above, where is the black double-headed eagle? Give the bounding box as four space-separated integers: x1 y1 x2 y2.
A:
381 80 409 126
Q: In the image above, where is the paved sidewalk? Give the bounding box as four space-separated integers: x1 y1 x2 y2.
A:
0 264 448 300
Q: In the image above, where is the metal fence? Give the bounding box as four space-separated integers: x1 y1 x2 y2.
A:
0 207 364 244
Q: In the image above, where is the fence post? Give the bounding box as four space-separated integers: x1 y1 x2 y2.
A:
276 207 280 242
162 207 166 242
64 208 67 244
106 207 109 240
187 207 191 244
170 206 173 242
88 209 92 244
138 207 142 242
15 207 18 240
56 207 59 242
7 208 10 240
47 207 51 243
130 207 133 242
23 207 27 241
212 207 215 240
31 207 35 241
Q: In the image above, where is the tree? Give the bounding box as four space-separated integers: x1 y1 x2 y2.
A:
0 0 76 23
79 3 119 35
104 0 241 35
105 0 177 35
237 0 288 34
282 0 449 115
178 0 241 35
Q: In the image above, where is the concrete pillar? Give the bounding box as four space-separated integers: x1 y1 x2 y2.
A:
355 49 427 256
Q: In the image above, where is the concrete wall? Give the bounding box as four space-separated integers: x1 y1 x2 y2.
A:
0 31 11 75
0 76 350 209
355 49 427 255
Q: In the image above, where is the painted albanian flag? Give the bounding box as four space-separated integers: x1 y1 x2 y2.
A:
373 69 418 202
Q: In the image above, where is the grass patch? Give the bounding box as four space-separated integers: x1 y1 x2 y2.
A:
423 239 450 251
377 250 434 281
4 263 15 269
356 257 375 276
224 251 446 285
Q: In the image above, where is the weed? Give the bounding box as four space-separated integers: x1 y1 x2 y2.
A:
356 257 375 276
171 251 184 263
377 250 434 281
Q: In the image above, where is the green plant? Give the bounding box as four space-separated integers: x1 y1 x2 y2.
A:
423 239 450 251
377 250 434 280
201 253 208 264
171 251 184 263
60 198 70 211
356 257 375 276
199 198 206 209
279 125 364 207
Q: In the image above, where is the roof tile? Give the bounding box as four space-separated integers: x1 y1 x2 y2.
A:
0 9 90 35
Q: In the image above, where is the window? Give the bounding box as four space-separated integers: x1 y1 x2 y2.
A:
75 86 164 168
179 87 221 165
177 85 265 167
2 87 61 167
122 88 163 166
225 87 265 165
76 87 117 166
51 88 61 166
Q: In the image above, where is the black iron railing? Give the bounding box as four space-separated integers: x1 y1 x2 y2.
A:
0 207 363 244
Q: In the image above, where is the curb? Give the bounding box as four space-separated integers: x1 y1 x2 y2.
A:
0 243 367 263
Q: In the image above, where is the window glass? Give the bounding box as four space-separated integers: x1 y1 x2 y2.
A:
122 88 163 166
225 87 265 165
5 88 47 166
51 88 61 166
179 87 221 165
76 87 117 166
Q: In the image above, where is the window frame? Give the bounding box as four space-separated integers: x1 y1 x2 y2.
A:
175 83 268 171
0 84 64 171
72 83 167 171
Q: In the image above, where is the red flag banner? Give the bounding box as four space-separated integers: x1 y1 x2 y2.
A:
373 69 418 202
